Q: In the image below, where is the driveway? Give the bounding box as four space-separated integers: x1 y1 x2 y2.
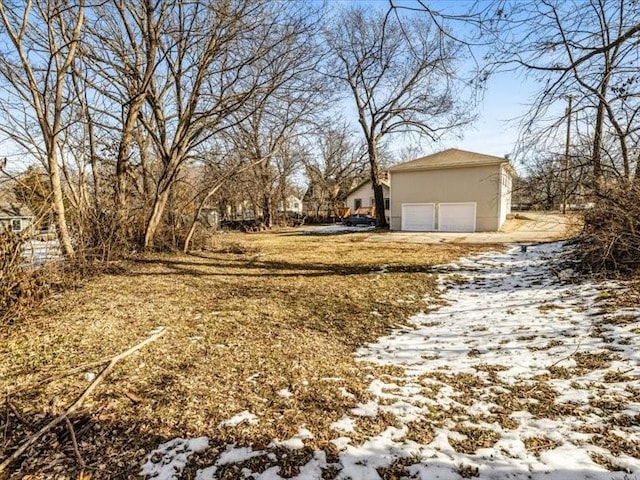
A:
367 212 580 244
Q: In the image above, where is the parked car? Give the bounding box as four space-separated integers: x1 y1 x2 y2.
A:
342 214 376 226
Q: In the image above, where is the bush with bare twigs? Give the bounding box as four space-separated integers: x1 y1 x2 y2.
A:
76 208 134 261
576 183 640 274
0 230 49 323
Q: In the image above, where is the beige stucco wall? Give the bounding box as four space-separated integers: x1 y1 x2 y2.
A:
498 165 513 228
390 164 504 232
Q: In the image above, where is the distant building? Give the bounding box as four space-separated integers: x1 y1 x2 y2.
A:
0 205 34 234
277 195 303 215
343 178 391 221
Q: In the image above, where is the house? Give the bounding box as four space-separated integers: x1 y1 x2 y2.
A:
0 205 34 234
389 149 513 232
302 180 354 221
277 195 303 215
343 178 390 221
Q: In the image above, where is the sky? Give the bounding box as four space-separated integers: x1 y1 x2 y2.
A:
433 70 535 159
0 0 542 176
329 0 542 170
381 70 537 163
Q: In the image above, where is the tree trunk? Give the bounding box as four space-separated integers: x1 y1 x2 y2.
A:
116 97 147 216
592 73 610 194
49 149 75 257
88 114 100 211
262 193 272 228
372 182 386 226
366 139 388 228
144 188 171 249
183 184 225 253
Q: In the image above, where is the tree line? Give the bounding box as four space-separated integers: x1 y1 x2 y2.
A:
1 0 639 265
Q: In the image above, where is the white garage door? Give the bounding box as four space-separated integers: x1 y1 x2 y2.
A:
438 203 476 232
401 203 435 231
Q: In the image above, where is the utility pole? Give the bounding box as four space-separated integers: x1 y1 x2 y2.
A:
562 94 573 214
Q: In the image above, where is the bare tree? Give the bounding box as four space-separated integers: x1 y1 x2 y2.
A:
182 147 265 253
518 150 590 210
490 0 640 188
303 122 367 219
220 4 324 229
324 7 473 227
0 0 85 257
129 1 329 248
83 0 164 222
231 96 317 229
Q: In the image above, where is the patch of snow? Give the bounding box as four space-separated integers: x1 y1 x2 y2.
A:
330 437 351 450
218 411 258 428
301 224 375 235
337 387 355 399
277 388 293 399
539 443 604 471
271 427 314 450
143 242 640 479
217 445 265 465
350 401 378 417
141 437 208 480
330 415 356 433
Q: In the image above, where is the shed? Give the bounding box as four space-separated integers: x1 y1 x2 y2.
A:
389 149 513 232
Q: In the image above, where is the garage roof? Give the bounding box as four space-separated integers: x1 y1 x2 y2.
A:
390 148 511 172
0 204 33 219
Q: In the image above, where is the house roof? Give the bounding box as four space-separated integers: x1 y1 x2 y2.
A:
389 148 511 173
344 177 390 198
0 204 33 218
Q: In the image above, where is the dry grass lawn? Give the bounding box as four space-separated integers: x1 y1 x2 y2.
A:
0 229 489 479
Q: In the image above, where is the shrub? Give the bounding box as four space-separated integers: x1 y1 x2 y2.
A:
0 230 48 323
577 182 640 274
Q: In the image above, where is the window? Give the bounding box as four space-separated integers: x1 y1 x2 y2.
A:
384 198 390 210
354 198 362 210
11 219 21 231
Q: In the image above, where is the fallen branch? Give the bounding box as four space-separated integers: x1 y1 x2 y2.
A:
0 327 166 475
6 399 28 426
547 337 583 369
7 356 118 396
65 415 84 469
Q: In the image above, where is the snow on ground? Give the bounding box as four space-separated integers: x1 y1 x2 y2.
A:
302 224 376 234
140 242 640 479
21 239 61 267
140 438 209 480
218 411 259 428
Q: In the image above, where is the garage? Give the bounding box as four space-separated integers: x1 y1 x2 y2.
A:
438 202 476 232
401 203 435 231
388 149 514 232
